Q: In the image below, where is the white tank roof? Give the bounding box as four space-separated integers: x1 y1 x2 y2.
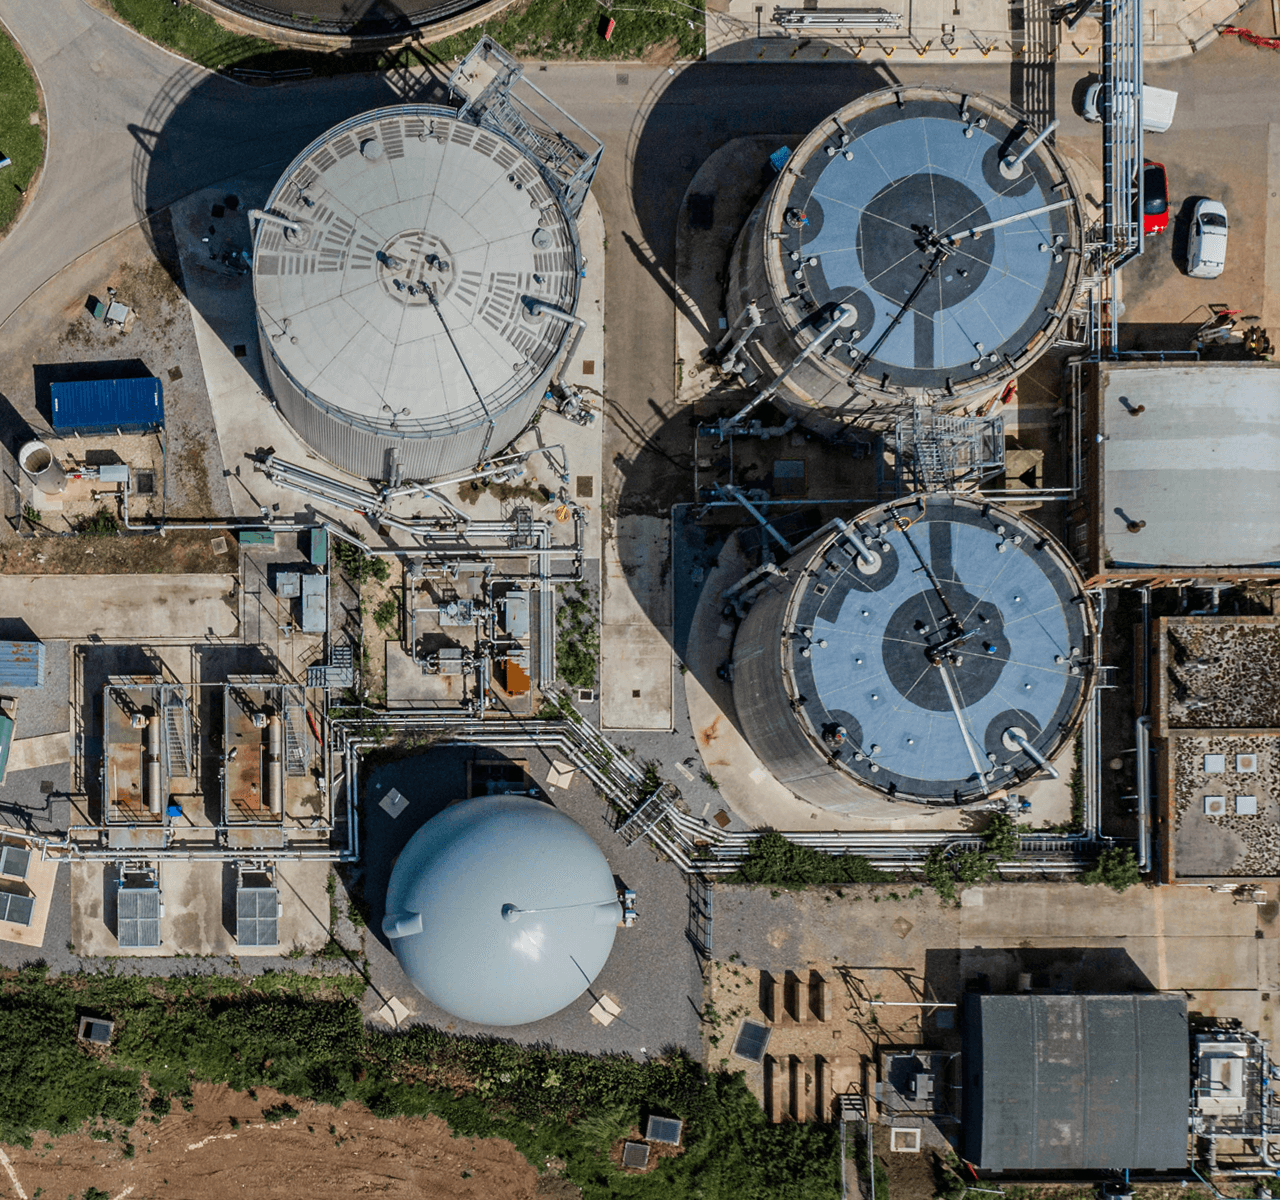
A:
383 796 620 1027
253 107 581 437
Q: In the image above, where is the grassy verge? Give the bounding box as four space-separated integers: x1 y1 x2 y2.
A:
108 0 704 70
109 0 278 69
0 26 44 235
427 0 705 61
0 964 837 1199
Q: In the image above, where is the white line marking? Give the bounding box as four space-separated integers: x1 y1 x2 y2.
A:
112 1187 135 1200
0 1148 27 1200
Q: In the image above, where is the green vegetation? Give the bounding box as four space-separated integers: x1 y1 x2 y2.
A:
1066 731 1085 832
0 28 43 236
78 507 119 537
334 539 390 586
109 0 703 75
726 830 891 890
1080 845 1142 892
0 965 837 1198
428 0 705 63
109 0 274 70
22 504 39 525
980 813 1022 860
556 586 599 690
922 813 1030 903
922 847 997 905
372 597 400 636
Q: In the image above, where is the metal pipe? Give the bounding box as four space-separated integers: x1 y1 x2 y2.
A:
717 485 793 553
1001 119 1060 180
1135 715 1151 870
146 714 162 816
267 714 283 816
1009 729 1061 779
248 209 302 235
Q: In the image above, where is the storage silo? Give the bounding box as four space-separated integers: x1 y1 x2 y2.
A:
724 86 1084 428
382 796 621 1026
252 103 585 481
730 496 1095 810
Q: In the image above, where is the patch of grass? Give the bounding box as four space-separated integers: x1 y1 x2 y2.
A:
108 0 275 70
0 29 43 236
428 0 705 62
726 830 891 889
556 586 599 690
0 968 837 1198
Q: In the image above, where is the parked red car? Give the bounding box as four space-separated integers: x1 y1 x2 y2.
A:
1141 161 1170 235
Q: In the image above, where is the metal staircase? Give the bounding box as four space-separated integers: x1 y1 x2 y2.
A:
163 700 190 779
284 706 308 776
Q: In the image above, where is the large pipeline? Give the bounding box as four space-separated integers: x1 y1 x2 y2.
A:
146 714 162 815
267 714 283 816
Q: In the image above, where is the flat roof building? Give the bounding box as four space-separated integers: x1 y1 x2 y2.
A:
962 993 1189 1172
1078 362 1280 586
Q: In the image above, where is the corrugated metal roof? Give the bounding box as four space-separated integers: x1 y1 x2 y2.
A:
117 887 162 948
0 640 44 688
50 377 164 433
962 993 1189 1171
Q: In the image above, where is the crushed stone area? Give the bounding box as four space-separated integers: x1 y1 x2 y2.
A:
1164 620 1280 729
0 530 237 575
0 1082 545 1200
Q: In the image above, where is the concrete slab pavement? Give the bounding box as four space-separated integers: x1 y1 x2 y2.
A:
601 515 673 729
0 575 237 640
69 858 331 957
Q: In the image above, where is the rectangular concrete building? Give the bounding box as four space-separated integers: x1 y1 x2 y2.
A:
1077 362 1280 587
962 993 1189 1172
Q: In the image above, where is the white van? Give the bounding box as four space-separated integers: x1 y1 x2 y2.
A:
1082 83 1178 133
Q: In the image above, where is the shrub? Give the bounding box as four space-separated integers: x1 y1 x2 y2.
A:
1080 845 1142 892
981 814 1021 860
79 507 118 537
333 539 389 585
727 831 890 889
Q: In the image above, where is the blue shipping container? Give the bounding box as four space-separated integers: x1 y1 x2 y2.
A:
50 377 164 434
0 640 44 689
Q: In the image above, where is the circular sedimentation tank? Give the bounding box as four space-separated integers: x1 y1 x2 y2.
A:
727 86 1083 426
382 796 620 1026
730 495 1096 810
253 105 582 481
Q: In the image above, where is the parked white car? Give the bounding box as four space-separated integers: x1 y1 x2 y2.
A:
1082 82 1178 133
1187 199 1229 279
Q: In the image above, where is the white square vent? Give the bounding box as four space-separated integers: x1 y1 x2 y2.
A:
1236 795 1259 816
1236 754 1259 774
890 1127 922 1153
1204 754 1227 774
1204 795 1228 816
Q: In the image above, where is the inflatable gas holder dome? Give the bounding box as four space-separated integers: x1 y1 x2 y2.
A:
382 796 621 1026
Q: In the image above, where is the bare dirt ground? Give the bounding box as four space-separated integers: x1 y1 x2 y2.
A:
0 530 237 574
2 1082 555 1200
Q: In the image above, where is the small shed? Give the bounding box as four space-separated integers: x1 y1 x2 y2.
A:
0 640 43 688
77 1016 115 1045
50 377 164 435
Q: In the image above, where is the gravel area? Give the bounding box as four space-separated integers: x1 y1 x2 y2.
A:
1164 619 1280 729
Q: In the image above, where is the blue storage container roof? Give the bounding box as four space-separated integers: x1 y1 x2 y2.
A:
50 377 164 433
0 640 44 688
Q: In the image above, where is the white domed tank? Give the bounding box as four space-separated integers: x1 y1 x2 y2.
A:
382 796 621 1026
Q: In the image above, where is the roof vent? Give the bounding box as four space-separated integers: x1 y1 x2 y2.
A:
361 138 383 161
